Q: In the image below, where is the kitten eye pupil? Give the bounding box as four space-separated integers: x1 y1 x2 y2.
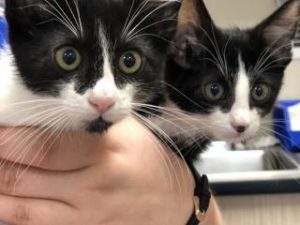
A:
252 83 270 103
119 50 143 74
123 52 136 68
63 49 77 65
55 46 81 71
204 82 224 101
254 86 264 97
210 84 220 96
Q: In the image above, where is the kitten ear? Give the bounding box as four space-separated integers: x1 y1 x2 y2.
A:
177 0 213 27
5 0 49 32
172 0 214 67
255 0 300 56
143 0 181 42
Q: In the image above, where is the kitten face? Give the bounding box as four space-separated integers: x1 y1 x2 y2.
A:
166 0 300 143
2 0 179 132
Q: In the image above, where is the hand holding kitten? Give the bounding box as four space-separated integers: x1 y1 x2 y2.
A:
0 118 195 225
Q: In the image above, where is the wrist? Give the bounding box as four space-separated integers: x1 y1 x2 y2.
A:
163 150 195 225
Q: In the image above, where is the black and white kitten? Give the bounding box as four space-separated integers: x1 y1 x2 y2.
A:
160 0 300 159
0 0 179 132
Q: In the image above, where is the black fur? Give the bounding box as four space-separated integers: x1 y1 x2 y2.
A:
5 0 180 131
6 0 179 93
168 136 210 161
87 118 112 133
167 0 299 116
166 0 299 159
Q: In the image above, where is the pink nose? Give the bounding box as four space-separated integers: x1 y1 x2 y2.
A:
89 96 115 114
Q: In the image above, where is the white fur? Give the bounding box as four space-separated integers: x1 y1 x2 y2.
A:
0 25 135 131
0 48 98 130
92 25 135 123
150 100 210 138
0 7 3 17
155 56 262 143
206 57 261 142
230 58 251 128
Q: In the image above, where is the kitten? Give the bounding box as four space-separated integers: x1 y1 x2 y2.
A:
157 0 300 160
0 0 179 132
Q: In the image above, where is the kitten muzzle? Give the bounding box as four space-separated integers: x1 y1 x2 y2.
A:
86 117 112 133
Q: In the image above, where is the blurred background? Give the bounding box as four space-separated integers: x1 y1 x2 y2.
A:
0 0 300 225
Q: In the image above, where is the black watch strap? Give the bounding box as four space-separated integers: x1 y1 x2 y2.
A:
186 171 211 225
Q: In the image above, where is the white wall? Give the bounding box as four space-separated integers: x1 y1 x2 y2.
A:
205 0 300 99
205 0 277 28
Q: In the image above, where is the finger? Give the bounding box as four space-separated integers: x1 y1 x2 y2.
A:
0 194 75 225
0 118 149 170
0 127 100 170
0 162 81 200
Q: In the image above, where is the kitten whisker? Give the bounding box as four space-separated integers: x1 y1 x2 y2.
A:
128 18 176 41
192 40 224 75
72 0 84 37
258 56 292 74
121 0 150 40
0 128 41 172
253 42 293 76
211 25 228 77
121 0 136 39
0 108 80 172
133 107 203 148
131 104 227 158
261 126 300 150
0 103 64 120
127 0 169 39
2 107 68 176
128 33 174 44
10 107 66 127
161 81 208 109
63 0 83 37
194 25 227 76
41 6 78 37
132 112 188 195
131 103 234 131
196 57 224 75
222 38 230 78
14 113 69 188
0 107 65 147
261 119 289 124
2 108 66 153
42 0 80 38
257 130 297 172
252 22 296 75
3 98 69 105
13 3 76 35
132 111 188 166
125 117 177 192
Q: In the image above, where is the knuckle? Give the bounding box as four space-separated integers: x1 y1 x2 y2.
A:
15 204 31 225
0 163 18 194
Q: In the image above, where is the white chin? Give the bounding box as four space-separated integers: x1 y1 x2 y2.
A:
223 133 256 143
225 136 247 143
102 110 130 124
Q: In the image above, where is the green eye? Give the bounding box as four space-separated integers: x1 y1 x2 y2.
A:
204 82 225 101
252 83 271 103
55 46 81 71
119 50 143 74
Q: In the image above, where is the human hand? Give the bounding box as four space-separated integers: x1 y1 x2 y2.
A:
0 117 195 225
